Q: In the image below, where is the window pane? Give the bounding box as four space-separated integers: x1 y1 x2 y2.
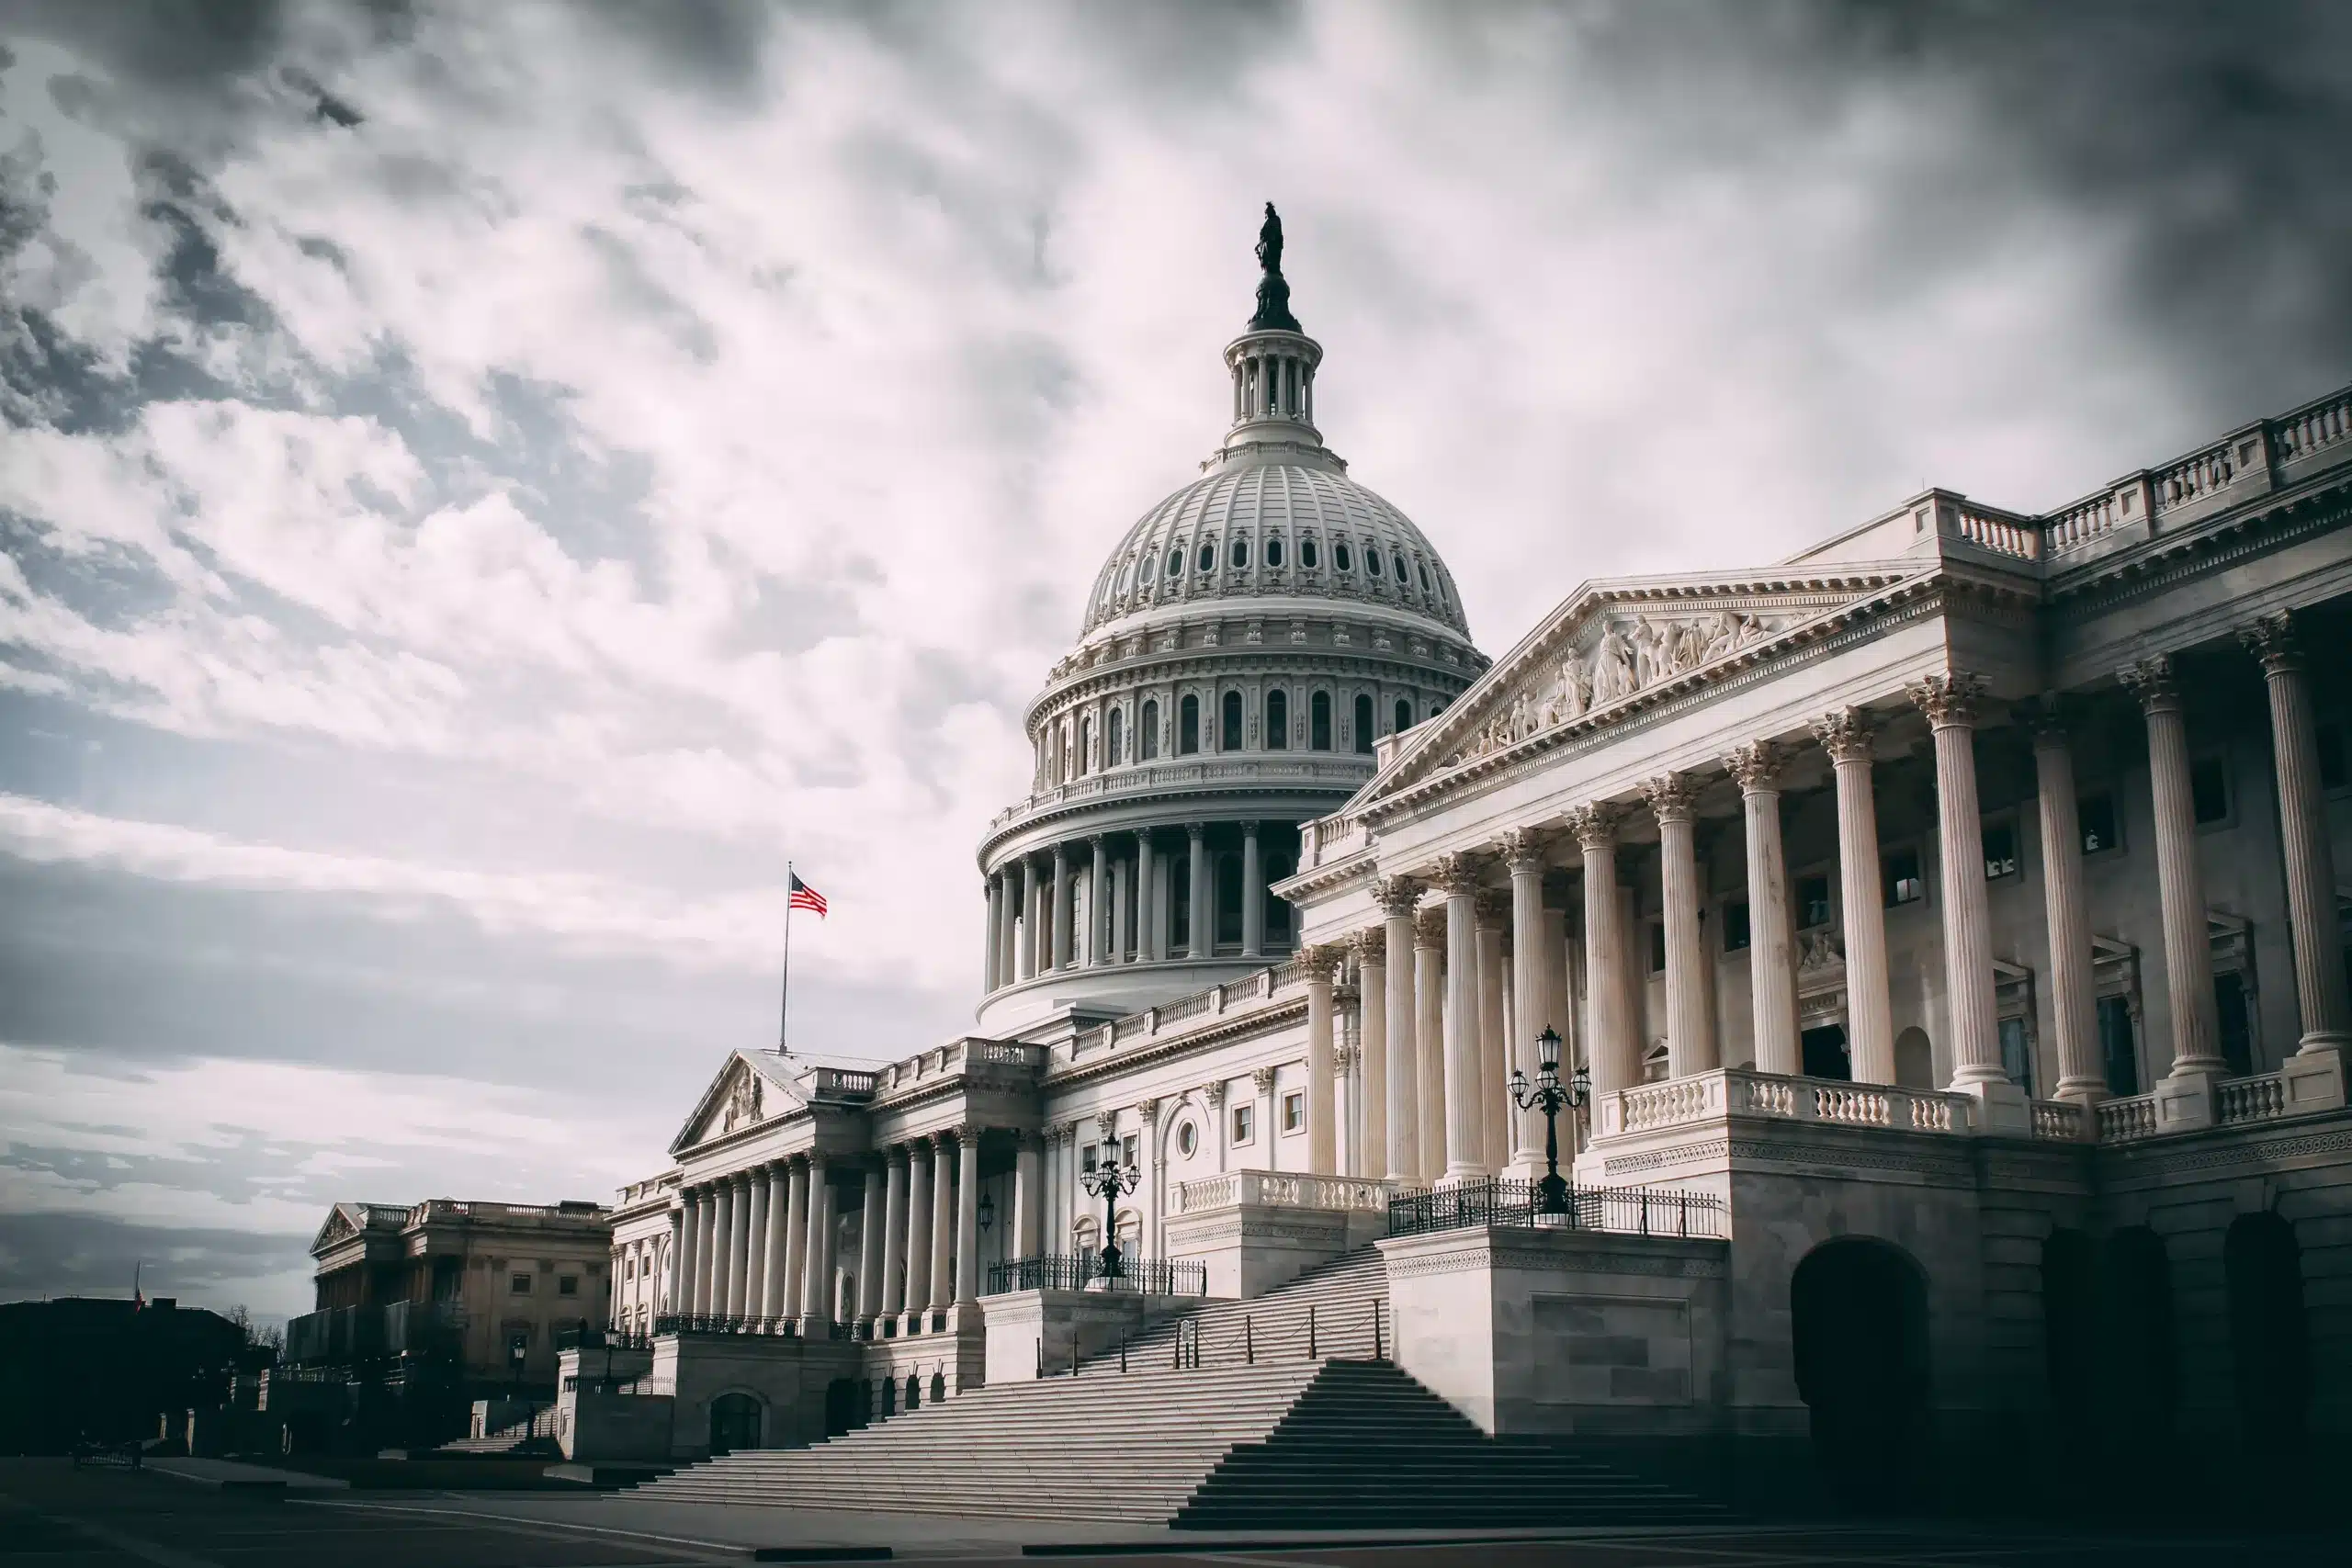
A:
1798 874 1832 929
1221 691 1243 750
1723 897 1751 953
1999 1017 2033 1094
2098 996 2138 1096
2190 754 2230 825
1883 847 1924 907
1353 694 1374 754
2318 722 2346 791
2079 793 2119 854
1647 922 1666 974
1265 689 1288 750
1983 821 2018 880
1311 691 1331 751
1180 694 1199 754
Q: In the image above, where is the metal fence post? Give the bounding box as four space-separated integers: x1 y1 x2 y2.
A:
1245 1314 1254 1365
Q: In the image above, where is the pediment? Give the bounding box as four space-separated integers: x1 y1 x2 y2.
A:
671 1049 807 1156
1353 564 1926 810
309 1201 394 1256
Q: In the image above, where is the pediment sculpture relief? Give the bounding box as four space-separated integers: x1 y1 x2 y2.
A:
718 1067 763 1134
1452 608 1785 766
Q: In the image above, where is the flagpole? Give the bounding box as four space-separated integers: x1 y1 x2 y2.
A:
779 860 793 1055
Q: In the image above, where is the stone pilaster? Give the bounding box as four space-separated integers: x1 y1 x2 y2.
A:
1250 1066 1279 1172
1812 707 1896 1085
1012 1131 1042 1262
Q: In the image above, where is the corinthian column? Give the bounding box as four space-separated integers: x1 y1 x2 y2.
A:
1088 835 1111 967
1911 672 2023 1127
984 876 1004 993
781 1159 808 1321
2030 707 2103 1102
1504 831 1551 1176
926 1132 956 1311
1414 905 1449 1184
2243 615 2352 1077
2124 656 2224 1119
1728 742 1800 1077
1241 821 1265 957
1476 895 1510 1172
1573 804 1637 1096
902 1140 932 1320
1013 1130 1043 1260
1377 877 1421 1182
763 1164 790 1319
744 1167 771 1319
799 1156 832 1327
1187 823 1211 959
879 1149 909 1316
1051 844 1073 971
1351 929 1388 1179
675 1188 701 1317
1303 945 1340 1173
1017 858 1038 981
1813 708 1895 1084
858 1162 887 1325
1435 854 1485 1184
716 1177 742 1317
954 1128 981 1307
1642 773 1716 1078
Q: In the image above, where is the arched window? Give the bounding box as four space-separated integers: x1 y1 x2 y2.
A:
1417 561 1431 593
1142 554 1157 584
1265 689 1288 750
1141 699 1160 761
1310 690 1331 751
1266 536 1284 568
1167 545 1184 579
1232 536 1250 570
1367 547 1384 578
1179 694 1200 755
1077 716 1091 776
1393 697 1412 735
1221 691 1243 750
1353 694 1374 754
1301 536 1319 570
1198 539 1216 573
1333 540 1351 572
1107 707 1124 767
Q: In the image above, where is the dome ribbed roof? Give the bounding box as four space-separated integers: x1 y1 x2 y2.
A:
1080 457 1471 640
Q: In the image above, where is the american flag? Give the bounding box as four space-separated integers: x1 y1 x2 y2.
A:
788 873 828 918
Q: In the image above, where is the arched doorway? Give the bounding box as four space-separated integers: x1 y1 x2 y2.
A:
823 1378 865 1437
708 1392 762 1455
2095 1226 2176 1462
1791 1237 1930 1509
2225 1212 2308 1452
1893 1027 1933 1089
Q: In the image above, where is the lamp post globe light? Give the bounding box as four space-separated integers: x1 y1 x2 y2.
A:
1079 1139 1140 1281
1510 1026 1589 1219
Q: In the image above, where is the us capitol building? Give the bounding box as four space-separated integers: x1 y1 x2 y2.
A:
576 211 2352 1515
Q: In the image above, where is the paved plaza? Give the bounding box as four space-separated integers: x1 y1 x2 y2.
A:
5 1461 2346 1568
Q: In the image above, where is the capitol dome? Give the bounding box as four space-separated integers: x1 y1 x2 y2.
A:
974 207 1487 1038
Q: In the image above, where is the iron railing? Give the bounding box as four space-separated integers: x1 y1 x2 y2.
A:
556 1325 652 1352
652 1314 849 1339
1386 1178 1724 1240
986 1254 1209 1297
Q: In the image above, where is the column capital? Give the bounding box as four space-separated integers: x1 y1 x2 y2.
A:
926 1127 954 1150
1185 820 1207 840
1250 1065 1278 1092
1201 1078 1228 1108
1298 943 1344 982
2120 653 2182 713
1906 670 1987 728
1499 827 1550 874
1476 887 1511 927
1239 818 1261 836
885 1145 911 1168
1812 706 1877 764
2021 693 2076 747
1430 852 1482 897
1724 739 1786 793
1052 841 1070 866
1373 875 1423 918
1567 800 1623 851
1415 905 1448 945
1135 1096 1162 1122
1094 1110 1120 1143
1639 772 1698 825
1087 831 1107 848
2239 609 2303 674
1348 928 1385 964
1334 1044 1361 1075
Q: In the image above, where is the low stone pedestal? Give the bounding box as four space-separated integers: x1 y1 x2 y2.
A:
981 1288 1192 1383
1164 1172 1392 1299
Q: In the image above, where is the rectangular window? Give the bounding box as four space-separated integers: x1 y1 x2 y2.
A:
1283 1090 1305 1133
1647 921 1667 974
2079 792 2120 855
1230 1104 1254 1145
2215 971 2254 1076
1081 1145 1099 1172
1883 846 1924 907
510 1272 533 1296
558 1276 579 1298
1998 1016 2033 1095
2190 752 2230 826
1798 874 1832 931
1982 820 2019 881
1722 897 1750 953
2098 995 2138 1097
1121 1133 1139 1168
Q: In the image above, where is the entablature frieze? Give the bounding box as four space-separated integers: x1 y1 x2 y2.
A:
1027 642 1481 728
1042 993 1309 1093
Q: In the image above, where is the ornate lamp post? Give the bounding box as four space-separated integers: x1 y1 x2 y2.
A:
1510 1026 1589 1219
1078 1138 1139 1281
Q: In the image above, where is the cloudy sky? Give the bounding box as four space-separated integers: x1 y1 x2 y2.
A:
2 0 2346 1320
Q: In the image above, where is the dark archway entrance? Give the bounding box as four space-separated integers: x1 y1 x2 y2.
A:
2095 1226 2175 1468
2225 1212 2308 1453
1801 1024 1850 1080
1791 1237 1930 1509
708 1392 762 1455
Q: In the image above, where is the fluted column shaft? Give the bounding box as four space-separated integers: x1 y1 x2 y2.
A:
1304 948 1339 1173
1089 837 1110 966
1507 842 1550 1171
676 1190 701 1316
903 1141 933 1316
1476 907 1509 1172
1816 711 1896 1084
1013 1133 1043 1258
1110 852 1130 965
1241 822 1265 957
1187 824 1211 958
716 1179 743 1316
800 1156 833 1325
2130 658 2223 1077
954 1131 981 1306
1645 776 1716 1077
1142 838 1165 961
744 1168 771 1319
984 877 1004 992
1415 908 1449 1184
762 1165 789 1318
1051 845 1072 971
857 1164 886 1323
2031 718 2104 1100
1380 886 1420 1181
1730 745 1800 1077
1576 807 1638 1096
781 1159 808 1322
1354 934 1389 1181
1914 676 2003 1088
2245 616 2352 1055
1017 860 1038 982
879 1151 909 1316
927 1134 955 1311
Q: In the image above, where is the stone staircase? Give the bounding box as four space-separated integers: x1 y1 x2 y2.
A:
1098 1245 1392 1371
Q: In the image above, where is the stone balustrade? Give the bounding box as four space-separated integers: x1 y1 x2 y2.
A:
1600 1067 1975 1139
2095 1092 2161 1142
2029 1099 2087 1142
2216 1071 2290 1126
1170 1170 1395 1214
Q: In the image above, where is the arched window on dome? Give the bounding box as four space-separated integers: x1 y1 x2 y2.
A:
1353 693 1374 754
1417 560 1431 595
1077 715 1091 777
1366 547 1384 579
1220 691 1243 751
1301 536 1319 570
1198 539 1216 573
1266 536 1284 569
1394 696 1413 736
1141 699 1160 761
1168 545 1185 580
1107 707 1124 767
1179 694 1200 755
1232 536 1250 570
1310 691 1332 751
1265 688 1288 750
1141 554 1157 585
1334 540 1352 573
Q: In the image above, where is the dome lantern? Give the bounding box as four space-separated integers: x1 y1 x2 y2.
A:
1217 203 1327 464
